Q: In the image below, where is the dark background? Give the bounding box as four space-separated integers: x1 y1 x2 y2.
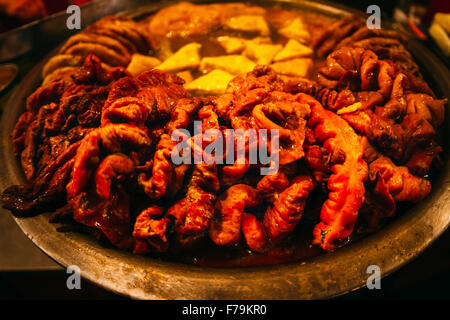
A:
0 0 449 300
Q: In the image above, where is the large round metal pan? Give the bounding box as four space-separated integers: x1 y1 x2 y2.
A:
0 0 449 299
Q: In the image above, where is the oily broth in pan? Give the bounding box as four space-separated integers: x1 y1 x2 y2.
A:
161 186 326 267
134 3 335 92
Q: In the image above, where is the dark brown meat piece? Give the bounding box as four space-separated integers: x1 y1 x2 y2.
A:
66 123 152 200
342 110 440 175
167 105 221 244
300 93 368 251
0 0 47 24
336 26 407 50
57 16 155 68
361 142 431 228
314 15 422 79
95 154 135 200
85 16 155 53
137 98 206 200
1 6 444 260
148 2 222 38
317 46 444 176
135 101 221 251
256 171 290 203
318 46 433 97
212 173 314 252
252 92 310 165
241 213 267 252
209 184 262 246
2 56 127 216
12 55 127 181
138 134 188 199
369 156 431 203
313 16 365 57
2 141 79 216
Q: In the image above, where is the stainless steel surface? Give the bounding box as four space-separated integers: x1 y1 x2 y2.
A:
0 0 152 62
0 213 59 271
0 0 448 299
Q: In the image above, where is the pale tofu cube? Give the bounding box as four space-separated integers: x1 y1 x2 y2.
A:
186 69 235 95
176 70 194 84
224 15 270 36
200 55 256 75
126 54 161 76
270 58 313 77
244 42 282 65
278 18 310 44
156 42 201 72
216 36 247 54
273 39 313 62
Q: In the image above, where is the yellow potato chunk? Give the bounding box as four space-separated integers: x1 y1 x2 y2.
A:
216 36 247 54
126 54 161 76
185 69 235 95
156 42 201 72
224 15 270 36
273 39 313 62
278 18 310 44
244 42 283 65
270 58 313 77
200 55 256 75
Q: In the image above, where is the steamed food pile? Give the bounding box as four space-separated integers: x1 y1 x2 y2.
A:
1 2 446 266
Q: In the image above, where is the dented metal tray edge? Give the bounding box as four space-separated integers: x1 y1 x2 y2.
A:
0 0 449 299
